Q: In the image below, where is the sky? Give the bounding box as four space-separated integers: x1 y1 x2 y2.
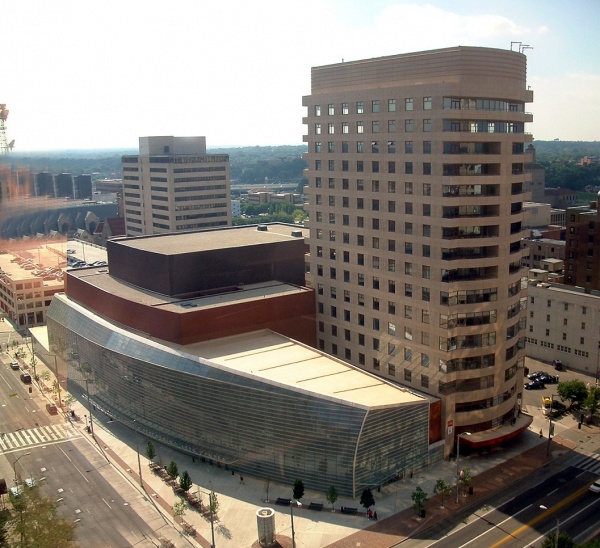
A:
3 0 599 151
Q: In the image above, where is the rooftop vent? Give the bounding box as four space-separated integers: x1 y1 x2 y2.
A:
291 230 303 237
257 224 268 231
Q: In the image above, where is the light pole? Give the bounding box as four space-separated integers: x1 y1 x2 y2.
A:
546 394 556 456
290 498 296 548
455 432 471 503
13 452 31 484
197 488 216 548
540 505 559 548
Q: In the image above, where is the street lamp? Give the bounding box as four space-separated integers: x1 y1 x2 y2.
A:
290 498 296 548
197 488 216 548
546 394 556 456
456 432 472 503
540 505 559 548
13 452 31 484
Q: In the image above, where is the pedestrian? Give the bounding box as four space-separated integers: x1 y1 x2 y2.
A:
374 511 378 520
539 428 543 438
240 475 244 484
367 508 372 520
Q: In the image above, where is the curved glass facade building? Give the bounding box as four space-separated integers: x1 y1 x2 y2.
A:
47 293 430 497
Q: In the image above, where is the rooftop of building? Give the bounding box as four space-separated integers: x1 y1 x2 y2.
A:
528 280 600 299
187 328 425 409
0 243 66 286
110 223 308 255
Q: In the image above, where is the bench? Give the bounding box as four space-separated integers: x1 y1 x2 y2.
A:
308 502 323 511
276 497 291 506
341 506 357 515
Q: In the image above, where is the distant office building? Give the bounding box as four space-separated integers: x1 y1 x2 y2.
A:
55 173 74 198
303 46 533 456
74 174 92 200
0 165 34 202
521 238 565 270
544 188 579 209
524 144 546 203
564 199 600 291
231 199 241 217
35 172 55 197
122 136 231 236
95 179 123 194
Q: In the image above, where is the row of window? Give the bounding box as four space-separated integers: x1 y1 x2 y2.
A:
314 119 432 135
312 97 525 117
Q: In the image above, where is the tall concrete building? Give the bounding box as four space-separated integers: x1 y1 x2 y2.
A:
564 199 600 291
303 46 533 456
122 136 231 236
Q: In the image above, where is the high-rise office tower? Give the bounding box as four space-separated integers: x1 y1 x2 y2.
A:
303 46 533 456
122 136 231 236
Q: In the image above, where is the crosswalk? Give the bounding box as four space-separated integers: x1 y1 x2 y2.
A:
571 453 600 475
0 424 81 453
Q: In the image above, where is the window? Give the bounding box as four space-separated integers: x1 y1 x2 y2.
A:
357 101 364 114
423 140 432 154
423 244 431 257
372 100 379 113
404 305 413 319
405 283 413 297
423 119 432 132
405 326 413 340
423 204 431 216
315 123 322 134
423 225 431 237
342 122 349 134
389 301 396 314
328 141 335 153
373 276 380 289
422 287 430 302
315 105 321 116
405 242 413 254
328 104 335 115
421 354 430 368
357 122 364 133
328 123 335 134
405 181 413 195
388 161 396 173
404 369 412 382
423 163 431 175
372 121 380 133
373 358 380 371
373 297 380 310
373 318 380 331
388 363 396 376
421 374 429 388
404 348 412 361
405 98 413 111
315 142 322 153
388 99 396 112
405 162 413 174
422 265 430 279
423 183 431 196
388 140 396 153
388 120 397 133
405 262 413 275
423 96 432 110
405 119 414 132
405 141 413 153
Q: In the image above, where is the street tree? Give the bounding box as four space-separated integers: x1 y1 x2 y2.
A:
209 492 219 515
433 479 451 507
179 470 193 492
584 386 600 424
145 440 156 464
167 460 179 480
411 486 428 516
557 379 588 408
292 478 305 501
360 488 375 510
325 485 338 511
8 485 76 547
173 497 187 518
541 530 575 548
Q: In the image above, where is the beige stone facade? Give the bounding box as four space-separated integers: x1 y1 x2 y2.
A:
303 46 533 456
122 136 231 236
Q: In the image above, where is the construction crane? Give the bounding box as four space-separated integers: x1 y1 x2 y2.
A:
0 104 15 154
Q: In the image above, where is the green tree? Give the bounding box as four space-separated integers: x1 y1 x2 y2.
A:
8 484 76 547
411 486 428 516
39 370 51 382
360 488 375 510
209 491 219 515
179 470 193 493
145 440 156 464
460 467 473 496
167 460 179 480
325 485 338 511
173 497 187 518
541 530 575 548
584 386 600 423
557 379 588 408
292 478 305 501
433 479 451 508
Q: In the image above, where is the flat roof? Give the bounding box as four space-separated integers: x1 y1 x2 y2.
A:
67 266 310 312
186 329 424 409
111 223 308 255
0 246 65 288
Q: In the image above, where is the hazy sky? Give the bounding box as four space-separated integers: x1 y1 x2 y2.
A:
3 0 599 151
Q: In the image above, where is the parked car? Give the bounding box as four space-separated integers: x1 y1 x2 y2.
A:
46 403 58 415
553 359 564 371
10 361 19 370
525 379 546 390
20 372 32 384
527 371 545 380
536 373 558 384
590 478 600 494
